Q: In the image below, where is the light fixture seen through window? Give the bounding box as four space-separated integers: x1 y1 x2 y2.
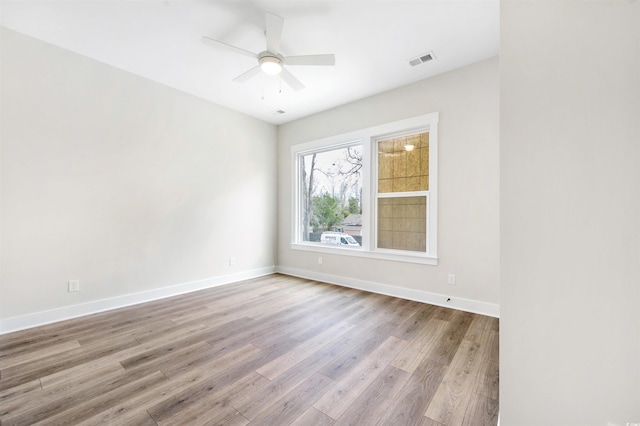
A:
260 56 283 75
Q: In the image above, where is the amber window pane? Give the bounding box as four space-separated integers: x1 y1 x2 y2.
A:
377 196 427 252
377 133 429 193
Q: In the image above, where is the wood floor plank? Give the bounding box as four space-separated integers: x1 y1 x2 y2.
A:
147 338 299 423
376 358 448 425
31 371 167 426
3 369 165 426
256 321 355 380
126 318 191 342
209 282 312 315
313 335 407 420
333 365 411 426
473 329 499 401
339 294 390 326
233 333 357 420
166 343 260 384
424 339 484 425
199 406 249 426
146 344 262 422
286 296 365 342
0 336 139 392
38 346 154 390
120 340 212 372
461 394 499 426
475 360 499 402
391 319 449 373
1 363 126 420
155 372 267 426
122 320 209 346
393 303 438 341
0 382 42 420
0 340 82 370
426 310 475 366
0 274 498 426
247 373 335 425
74 314 185 346
290 407 335 426
244 292 329 322
462 315 492 344
317 319 405 382
422 417 446 426
37 322 208 390
76 407 159 426
203 284 307 319
0 378 41 408
0 332 70 355
93 346 263 426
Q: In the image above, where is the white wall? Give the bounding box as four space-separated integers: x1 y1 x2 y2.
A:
0 28 277 331
500 1 640 424
277 57 500 314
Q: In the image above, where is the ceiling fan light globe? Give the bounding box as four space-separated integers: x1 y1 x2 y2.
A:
260 57 283 75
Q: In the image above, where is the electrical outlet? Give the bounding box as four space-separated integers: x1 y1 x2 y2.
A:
68 280 79 292
447 274 456 285
318 256 323 265
229 257 236 266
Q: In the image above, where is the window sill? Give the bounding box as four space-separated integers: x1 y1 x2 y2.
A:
290 243 438 266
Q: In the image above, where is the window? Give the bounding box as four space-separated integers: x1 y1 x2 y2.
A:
376 132 429 253
299 144 363 245
292 113 438 265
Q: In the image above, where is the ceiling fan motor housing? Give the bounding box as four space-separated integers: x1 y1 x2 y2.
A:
258 52 284 74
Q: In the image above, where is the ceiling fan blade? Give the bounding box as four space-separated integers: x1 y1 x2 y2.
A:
233 66 262 83
202 36 258 59
265 12 284 53
280 68 305 91
284 54 335 66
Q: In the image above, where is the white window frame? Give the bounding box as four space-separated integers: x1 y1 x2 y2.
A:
291 112 438 265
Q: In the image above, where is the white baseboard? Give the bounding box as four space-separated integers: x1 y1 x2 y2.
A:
0 266 275 334
2 264 499 334
276 266 500 318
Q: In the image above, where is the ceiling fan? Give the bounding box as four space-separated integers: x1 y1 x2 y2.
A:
202 12 335 91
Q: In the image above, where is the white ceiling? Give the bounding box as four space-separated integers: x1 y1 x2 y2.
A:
1 0 499 125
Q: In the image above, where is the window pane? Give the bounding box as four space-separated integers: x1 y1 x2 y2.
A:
300 145 363 246
378 133 429 193
377 196 426 252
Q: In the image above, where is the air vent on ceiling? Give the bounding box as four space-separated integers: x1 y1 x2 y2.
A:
409 52 436 67
272 109 286 115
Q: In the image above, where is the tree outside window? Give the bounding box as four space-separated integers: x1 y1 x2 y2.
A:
300 145 363 244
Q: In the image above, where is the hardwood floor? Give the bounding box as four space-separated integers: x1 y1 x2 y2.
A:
0 274 499 426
